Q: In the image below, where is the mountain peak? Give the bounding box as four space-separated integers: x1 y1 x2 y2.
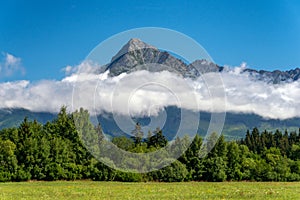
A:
126 38 156 50
111 38 157 62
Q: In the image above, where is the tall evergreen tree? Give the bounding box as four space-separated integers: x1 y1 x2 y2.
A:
147 127 167 148
131 122 144 145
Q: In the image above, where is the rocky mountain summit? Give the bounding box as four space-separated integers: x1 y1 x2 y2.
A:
104 38 300 84
105 38 199 78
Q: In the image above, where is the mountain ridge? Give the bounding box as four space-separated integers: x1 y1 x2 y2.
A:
106 38 300 84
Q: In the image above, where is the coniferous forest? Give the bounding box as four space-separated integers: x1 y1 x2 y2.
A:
1 107 300 182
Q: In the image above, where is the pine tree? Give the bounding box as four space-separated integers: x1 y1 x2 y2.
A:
131 122 144 145
147 127 167 148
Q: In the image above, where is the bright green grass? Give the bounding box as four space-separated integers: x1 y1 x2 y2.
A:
0 181 300 200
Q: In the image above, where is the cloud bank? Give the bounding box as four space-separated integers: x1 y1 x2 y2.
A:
0 61 300 120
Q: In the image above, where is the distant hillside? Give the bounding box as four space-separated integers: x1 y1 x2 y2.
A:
98 107 300 140
0 108 55 129
0 107 299 140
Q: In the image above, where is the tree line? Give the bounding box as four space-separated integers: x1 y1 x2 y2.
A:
1 107 300 182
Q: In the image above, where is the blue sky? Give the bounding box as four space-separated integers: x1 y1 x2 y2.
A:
0 0 300 81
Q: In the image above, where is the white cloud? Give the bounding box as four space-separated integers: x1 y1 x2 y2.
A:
0 53 25 77
220 71 300 119
0 79 73 112
62 65 73 75
61 60 102 76
0 61 300 120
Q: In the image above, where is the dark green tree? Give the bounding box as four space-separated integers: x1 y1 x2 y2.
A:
0 139 18 181
147 127 167 148
226 141 242 180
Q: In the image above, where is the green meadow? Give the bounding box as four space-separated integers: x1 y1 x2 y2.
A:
0 181 300 200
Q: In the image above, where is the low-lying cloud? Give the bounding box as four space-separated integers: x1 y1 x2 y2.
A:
0 61 300 120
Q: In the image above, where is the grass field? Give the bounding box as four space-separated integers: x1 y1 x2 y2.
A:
0 181 300 200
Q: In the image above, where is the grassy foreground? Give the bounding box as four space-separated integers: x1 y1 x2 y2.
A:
0 181 300 200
